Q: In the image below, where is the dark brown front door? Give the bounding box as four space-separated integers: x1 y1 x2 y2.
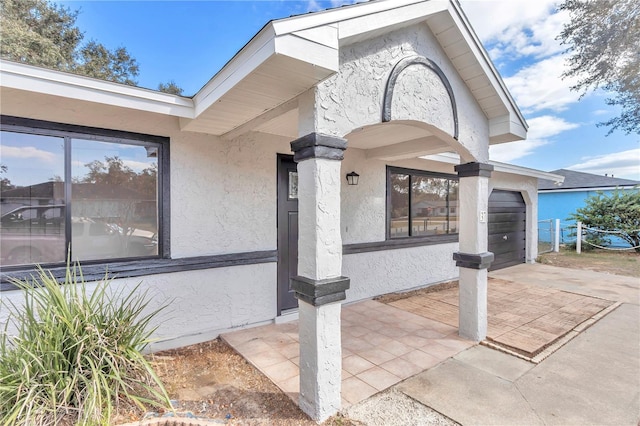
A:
488 190 526 271
277 155 299 314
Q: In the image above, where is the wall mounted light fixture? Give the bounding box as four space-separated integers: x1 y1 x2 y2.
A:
346 171 360 186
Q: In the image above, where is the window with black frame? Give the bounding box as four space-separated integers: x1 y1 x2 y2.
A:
388 167 458 239
0 118 166 267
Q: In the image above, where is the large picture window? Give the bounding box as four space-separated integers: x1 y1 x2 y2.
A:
388 166 458 239
0 117 168 268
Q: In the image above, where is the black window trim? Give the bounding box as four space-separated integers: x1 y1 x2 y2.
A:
386 165 459 241
0 115 171 272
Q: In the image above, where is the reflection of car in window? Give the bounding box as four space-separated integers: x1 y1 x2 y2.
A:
0 205 157 266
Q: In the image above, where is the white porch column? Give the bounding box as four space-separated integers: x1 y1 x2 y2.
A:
454 162 494 341
290 133 350 422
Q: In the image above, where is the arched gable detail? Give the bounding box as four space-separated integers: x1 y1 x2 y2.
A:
382 56 459 140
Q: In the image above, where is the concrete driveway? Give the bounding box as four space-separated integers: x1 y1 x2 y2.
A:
349 263 640 425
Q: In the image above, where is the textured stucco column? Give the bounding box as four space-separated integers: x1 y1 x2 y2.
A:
290 133 350 422
454 162 494 341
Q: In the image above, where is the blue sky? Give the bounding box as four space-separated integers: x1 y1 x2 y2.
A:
56 0 639 180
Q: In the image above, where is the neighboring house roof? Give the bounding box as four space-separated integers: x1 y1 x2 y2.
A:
538 169 640 191
0 0 526 143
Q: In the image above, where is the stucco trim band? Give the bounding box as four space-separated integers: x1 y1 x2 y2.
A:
291 275 350 306
453 251 494 269
290 133 348 162
382 55 459 140
455 162 494 178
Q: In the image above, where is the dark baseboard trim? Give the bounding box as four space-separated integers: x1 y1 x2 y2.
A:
0 250 277 291
343 235 458 254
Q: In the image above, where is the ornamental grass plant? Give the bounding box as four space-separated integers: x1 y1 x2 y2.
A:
0 263 172 425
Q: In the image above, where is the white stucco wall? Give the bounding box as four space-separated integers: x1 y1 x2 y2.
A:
0 262 276 352
170 131 291 257
314 23 489 162
343 244 459 302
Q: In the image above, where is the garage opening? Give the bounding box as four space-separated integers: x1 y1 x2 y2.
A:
488 190 526 271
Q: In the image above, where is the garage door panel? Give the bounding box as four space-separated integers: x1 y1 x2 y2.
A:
491 257 525 270
488 190 526 271
489 221 525 234
489 203 525 211
493 248 525 262
488 230 525 244
489 212 526 223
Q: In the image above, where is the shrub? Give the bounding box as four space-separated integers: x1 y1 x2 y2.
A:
0 264 171 425
569 188 640 252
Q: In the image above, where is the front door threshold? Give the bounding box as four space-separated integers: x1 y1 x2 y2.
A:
276 308 299 324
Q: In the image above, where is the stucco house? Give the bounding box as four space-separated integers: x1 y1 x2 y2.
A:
1 0 562 420
538 169 639 247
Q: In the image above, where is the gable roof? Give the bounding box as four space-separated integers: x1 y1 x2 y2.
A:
538 169 640 191
0 0 526 143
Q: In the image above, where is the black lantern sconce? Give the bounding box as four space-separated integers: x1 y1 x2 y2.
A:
346 171 360 186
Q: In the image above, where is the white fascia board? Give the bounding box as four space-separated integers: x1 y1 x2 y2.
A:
275 34 339 72
489 114 528 144
424 152 565 183
337 1 449 43
192 26 277 116
492 162 564 183
293 25 339 49
0 61 194 118
448 1 528 133
539 185 638 193
271 0 430 35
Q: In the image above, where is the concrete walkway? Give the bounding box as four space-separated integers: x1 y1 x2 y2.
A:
352 264 640 425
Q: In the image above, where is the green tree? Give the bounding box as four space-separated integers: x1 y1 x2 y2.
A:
0 0 139 84
0 164 15 192
0 0 81 71
158 80 184 95
569 188 640 252
1 0 182 91
76 41 139 86
558 0 640 135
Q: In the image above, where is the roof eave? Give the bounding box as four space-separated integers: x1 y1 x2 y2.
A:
426 152 564 182
0 61 195 118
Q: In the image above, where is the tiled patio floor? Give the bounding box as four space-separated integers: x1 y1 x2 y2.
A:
386 278 614 357
221 277 615 409
221 299 474 408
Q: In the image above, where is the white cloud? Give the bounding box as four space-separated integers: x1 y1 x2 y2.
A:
527 115 580 140
305 0 323 12
460 0 566 60
490 115 579 162
504 55 581 114
123 160 155 172
305 0 362 13
490 139 550 163
567 149 640 181
0 145 57 163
